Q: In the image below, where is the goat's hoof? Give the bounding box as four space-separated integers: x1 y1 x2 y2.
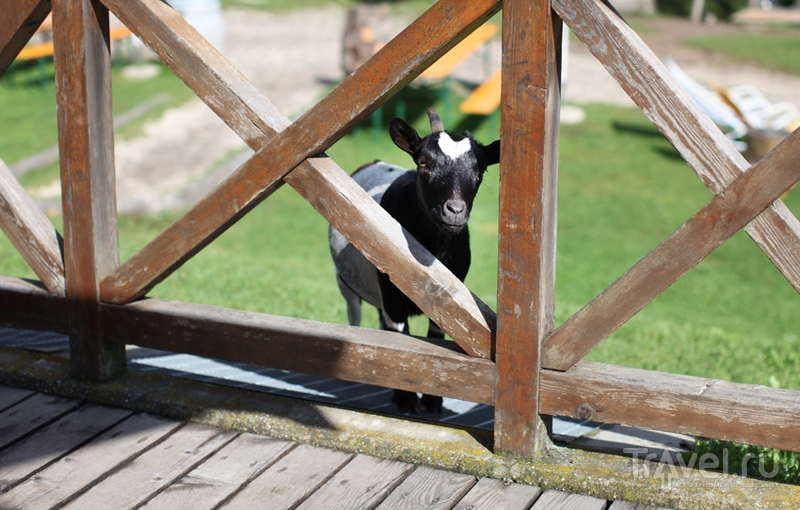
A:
421 394 443 414
392 390 420 414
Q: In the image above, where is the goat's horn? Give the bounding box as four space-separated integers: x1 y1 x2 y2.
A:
427 108 444 133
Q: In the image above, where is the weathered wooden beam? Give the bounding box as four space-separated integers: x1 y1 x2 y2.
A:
0 158 65 295
0 275 68 334
53 0 124 380
494 0 561 457
0 0 51 77
101 297 497 406
99 0 500 357
554 0 800 295
543 128 800 371
541 361 800 453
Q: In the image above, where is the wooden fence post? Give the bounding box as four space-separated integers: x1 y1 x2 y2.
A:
53 0 125 380
494 0 561 457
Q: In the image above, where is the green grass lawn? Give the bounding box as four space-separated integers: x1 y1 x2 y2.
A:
686 28 800 75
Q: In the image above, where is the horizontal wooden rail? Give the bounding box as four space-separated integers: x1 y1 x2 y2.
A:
0 0 51 76
554 0 800 295
541 361 800 453
0 273 495 403
101 298 497 405
100 0 500 358
0 159 65 295
0 275 68 334
544 127 800 371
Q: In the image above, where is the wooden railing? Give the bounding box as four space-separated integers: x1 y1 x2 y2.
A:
1 0 799 459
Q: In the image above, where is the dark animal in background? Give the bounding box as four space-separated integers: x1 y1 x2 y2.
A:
329 108 500 413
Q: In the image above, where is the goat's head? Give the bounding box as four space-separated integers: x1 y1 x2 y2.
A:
389 108 500 233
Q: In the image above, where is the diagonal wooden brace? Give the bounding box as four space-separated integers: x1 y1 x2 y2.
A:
99 0 500 357
543 128 800 371
0 0 51 77
0 158 65 295
554 0 800 296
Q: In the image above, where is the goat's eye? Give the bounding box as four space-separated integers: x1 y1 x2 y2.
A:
417 160 429 171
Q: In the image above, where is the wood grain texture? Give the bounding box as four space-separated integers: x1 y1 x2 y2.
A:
494 0 561 456
0 275 68 333
99 0 499 357
540 361 800 453
0 158 65 295
0 392 78 450
100 297 497 405
375 467 476 510
0 0 51 76
531 489 606 510
0 384 34 412
296 454 414 510
452 477 542 510
221 444 352 510
52 0 124 380
0 404 132 491
544 127 800 371
139 434 294 510
608 501 670 510
63 423 237 510
0 413 182 510
554 0 800 294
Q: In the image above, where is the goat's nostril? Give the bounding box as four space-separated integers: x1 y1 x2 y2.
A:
445 200 466 215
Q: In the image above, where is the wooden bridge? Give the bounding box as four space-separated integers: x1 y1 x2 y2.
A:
1 0 800 507
1 383 672 510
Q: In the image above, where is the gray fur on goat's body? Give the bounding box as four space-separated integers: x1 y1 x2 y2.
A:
328 161 407 328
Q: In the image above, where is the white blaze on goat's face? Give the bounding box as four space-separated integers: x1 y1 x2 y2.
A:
437 132 471 161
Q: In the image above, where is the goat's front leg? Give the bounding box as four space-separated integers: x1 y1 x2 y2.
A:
380 309 419 413
416 319 445 413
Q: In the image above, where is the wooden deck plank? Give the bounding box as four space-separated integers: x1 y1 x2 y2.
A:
139 433 294 510
0 404 132 492
61 423 237 509
609 501 671 510
221 443 353 509
452 477 542 510
0 384 33 411
0 413 181 510
375 466 477 510
0 392 78 450
531 489 607 509
295 454 414 510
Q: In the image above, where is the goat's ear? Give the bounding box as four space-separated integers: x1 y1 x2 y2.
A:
483 140 501 167
389 118 420 156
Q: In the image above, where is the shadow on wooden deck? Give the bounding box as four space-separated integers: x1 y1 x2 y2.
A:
0 336 798 509
0 384 649 509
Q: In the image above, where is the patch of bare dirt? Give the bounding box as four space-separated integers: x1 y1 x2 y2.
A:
44 8 798 213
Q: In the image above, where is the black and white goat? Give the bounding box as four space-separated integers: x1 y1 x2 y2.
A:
329 108 500 413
